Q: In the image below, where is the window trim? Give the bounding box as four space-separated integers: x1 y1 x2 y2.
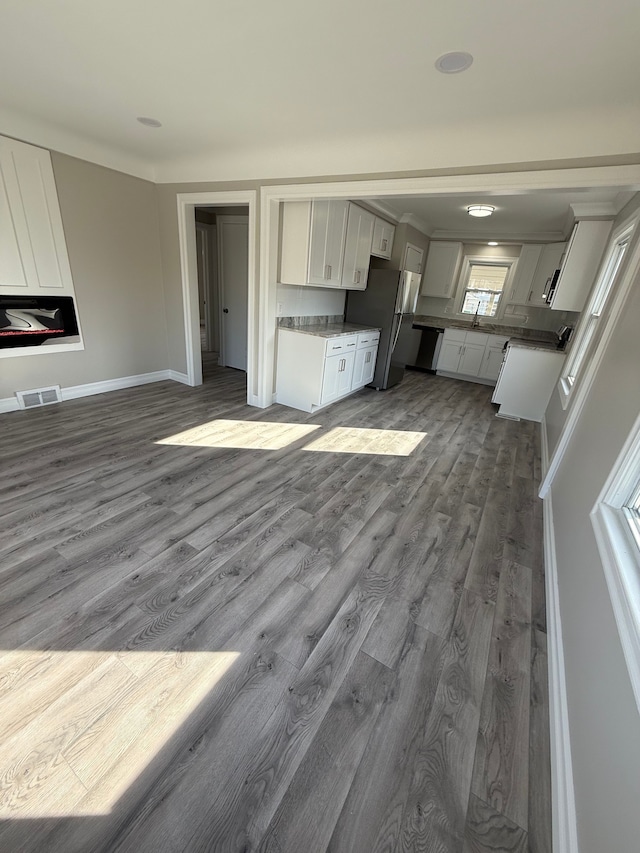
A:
559 223 635 410
591 412 640 714
454 255 516 320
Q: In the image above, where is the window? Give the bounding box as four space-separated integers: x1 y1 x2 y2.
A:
591 415 640 714
459 262 510 318
560 226 633 406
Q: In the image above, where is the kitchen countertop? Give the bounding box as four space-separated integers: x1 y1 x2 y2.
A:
413 314 558 343
507 337 565 353
279 322 380 338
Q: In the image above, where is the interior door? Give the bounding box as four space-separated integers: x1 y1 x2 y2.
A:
217 215 248 371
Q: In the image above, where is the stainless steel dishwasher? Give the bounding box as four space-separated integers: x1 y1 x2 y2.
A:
406 325 444 373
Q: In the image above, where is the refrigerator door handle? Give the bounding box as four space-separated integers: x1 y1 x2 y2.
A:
390 313 404 354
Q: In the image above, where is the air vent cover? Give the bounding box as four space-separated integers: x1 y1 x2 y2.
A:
16 385 62 409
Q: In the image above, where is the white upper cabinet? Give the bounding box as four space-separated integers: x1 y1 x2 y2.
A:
341 203 375 290
421 241 463 298
371 217 395 259
508 245 543 306
279 199 349 288
550 220 613 312
0 136 74 294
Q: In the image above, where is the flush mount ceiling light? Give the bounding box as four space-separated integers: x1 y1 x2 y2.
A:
137 116 162 128
488 241 499 246
467 204 495 218
435 52 474 74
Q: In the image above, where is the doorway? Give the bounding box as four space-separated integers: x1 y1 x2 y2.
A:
194 207 249 381
177 190 257 393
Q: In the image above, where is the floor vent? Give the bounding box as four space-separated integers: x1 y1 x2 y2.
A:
16 385 63 409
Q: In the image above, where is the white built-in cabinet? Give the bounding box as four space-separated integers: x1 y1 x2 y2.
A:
280 199 349 288
549 220 613 312
279 200 395 290
436 328 509 384
0 136 75 295
403 243 424 275
276 327 380 412
342 204 375 290
420 242 463 298
371 218 395 259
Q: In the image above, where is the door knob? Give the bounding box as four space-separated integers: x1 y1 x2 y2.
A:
223 308 229 313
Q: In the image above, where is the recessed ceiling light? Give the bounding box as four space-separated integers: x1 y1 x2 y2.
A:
435 52 474 74
488 241 499 246
467 204 495 218
137 116 162 128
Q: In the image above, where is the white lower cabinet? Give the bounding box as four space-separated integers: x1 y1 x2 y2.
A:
436 328 508 384
276 327 380 412
492 344 565 421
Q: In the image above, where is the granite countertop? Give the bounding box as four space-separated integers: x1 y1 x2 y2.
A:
507 337 565 353
413 314 558 343
279 322 381 339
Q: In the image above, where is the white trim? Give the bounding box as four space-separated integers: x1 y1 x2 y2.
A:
0 370 186 413
539 224 640 498
259 165 640 410
542 487 580 853
176 191 257 402
590 411 640 713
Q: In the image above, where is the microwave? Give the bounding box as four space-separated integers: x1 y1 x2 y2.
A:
544 268 562 305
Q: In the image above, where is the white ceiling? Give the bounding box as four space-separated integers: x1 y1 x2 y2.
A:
369 189 636 241
1 0 639 183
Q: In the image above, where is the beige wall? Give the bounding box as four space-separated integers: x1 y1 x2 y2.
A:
545 247 640 851
0 153 167 399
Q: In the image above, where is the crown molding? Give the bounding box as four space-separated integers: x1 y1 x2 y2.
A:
430 228 566 243
399 212 432 236
570 201 618 218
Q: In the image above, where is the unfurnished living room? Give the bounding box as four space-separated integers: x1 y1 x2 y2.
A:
1 3 640 853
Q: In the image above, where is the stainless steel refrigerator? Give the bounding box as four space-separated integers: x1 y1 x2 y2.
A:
345 268 422 390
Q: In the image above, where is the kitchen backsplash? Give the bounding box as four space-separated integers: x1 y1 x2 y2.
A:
278 314 344 328
416 294 579 332
276 282 346 319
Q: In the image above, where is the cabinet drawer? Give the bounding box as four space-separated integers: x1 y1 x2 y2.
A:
443 328 467 343
464 331 490 346
325 334 358 355
356 331 380 349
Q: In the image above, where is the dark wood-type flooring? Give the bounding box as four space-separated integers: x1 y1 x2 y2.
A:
0 363 551 852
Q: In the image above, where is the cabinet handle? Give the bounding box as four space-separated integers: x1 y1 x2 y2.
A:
365 352 371 363
381 238 387 251
354 270 361 284
347 342 355 347
325 264 332 279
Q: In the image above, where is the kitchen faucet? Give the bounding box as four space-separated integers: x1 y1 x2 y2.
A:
472 306 480 328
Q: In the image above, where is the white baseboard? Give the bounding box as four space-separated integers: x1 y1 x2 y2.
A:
0 369 188 413
542 482 579 853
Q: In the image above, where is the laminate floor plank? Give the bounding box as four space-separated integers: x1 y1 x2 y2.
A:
0 364 552 853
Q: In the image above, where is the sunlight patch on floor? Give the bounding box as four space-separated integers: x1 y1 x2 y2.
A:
157 419 321 450
0 650 240 818
303 426 427 456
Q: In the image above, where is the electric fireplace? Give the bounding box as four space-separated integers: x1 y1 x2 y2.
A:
0 295 80 349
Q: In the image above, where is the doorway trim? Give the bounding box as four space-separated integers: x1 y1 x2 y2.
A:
177 190 256 395
257 164 640 409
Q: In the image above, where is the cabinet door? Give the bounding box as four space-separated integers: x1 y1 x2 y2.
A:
529 243 565 307
371 218 395 259
321 351 355 404
353 345 378 388
403 243 424 275
308 200 349 287
508 245 543 305
342 204 375 290
362 345 377 386
421 242 463 298
458 341 485 377
551 220 612 312
436 339 463 372
479 346 505 381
